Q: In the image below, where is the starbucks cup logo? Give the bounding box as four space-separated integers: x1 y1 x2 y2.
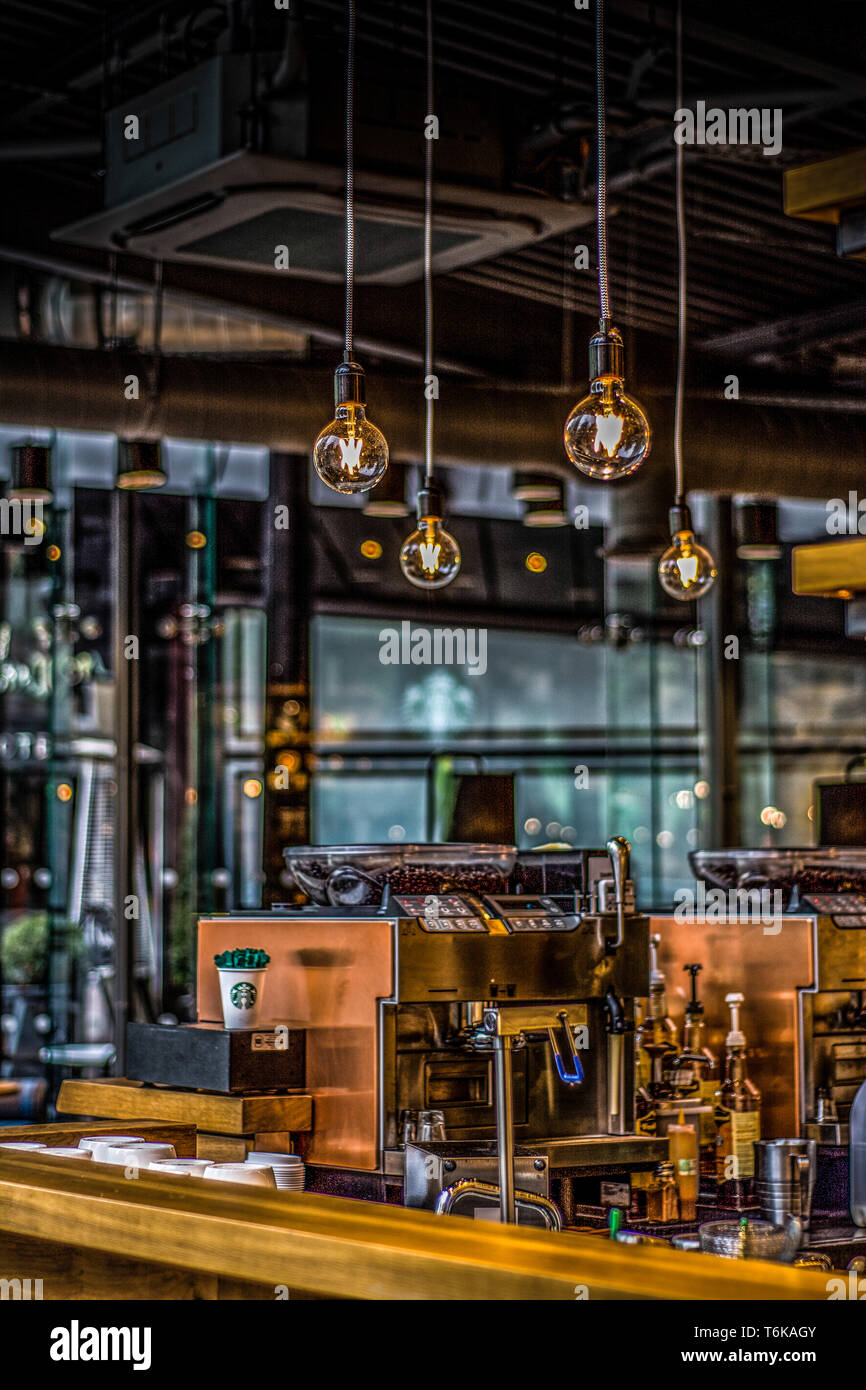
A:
230 980 258 1010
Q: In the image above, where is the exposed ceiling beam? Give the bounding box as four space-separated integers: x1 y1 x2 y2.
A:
614 0 866 95
699 300 866 357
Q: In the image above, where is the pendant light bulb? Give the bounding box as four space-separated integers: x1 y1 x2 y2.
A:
313 362 389 494
399 483 460 589
564 324 651 480
658 503 717 600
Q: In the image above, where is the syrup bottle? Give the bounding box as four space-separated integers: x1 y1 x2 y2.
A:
715 991 761 1209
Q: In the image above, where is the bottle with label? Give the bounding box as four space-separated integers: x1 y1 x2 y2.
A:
715 992 761 1208
668 1110 699 1221
671 963 718 1178
646 1160 679 1223
636 933 679 1101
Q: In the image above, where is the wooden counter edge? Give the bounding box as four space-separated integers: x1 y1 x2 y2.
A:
0 1151 831 1303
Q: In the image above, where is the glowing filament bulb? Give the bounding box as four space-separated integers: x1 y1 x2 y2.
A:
418 533 442 573
593 405 625 457
400 485 461 589
658 505 718 600
314 363 389 494
675 552 699 586
563 326 651 481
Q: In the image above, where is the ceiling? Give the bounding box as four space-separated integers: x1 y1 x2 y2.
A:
1 1 866 395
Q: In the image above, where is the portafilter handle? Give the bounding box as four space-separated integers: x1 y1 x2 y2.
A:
605 836 630 952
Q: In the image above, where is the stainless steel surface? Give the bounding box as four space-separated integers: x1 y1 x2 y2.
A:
605 836 630 953
434 1179 562 1230
804 1120 849 1143
493 1035 516 1224
485 1000 591 1223
403 1142 548 1209
481 1004 587 1039
756 1140 817 1230
539 1135 668 1168
396 909 649 1003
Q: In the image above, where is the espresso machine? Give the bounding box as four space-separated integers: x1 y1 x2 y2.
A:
194 837 658 1218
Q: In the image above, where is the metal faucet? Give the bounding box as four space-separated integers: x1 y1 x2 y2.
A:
605 835 630 952
479 1003 584 1224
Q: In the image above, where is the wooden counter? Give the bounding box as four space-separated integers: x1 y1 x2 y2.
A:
0 1147 831 1301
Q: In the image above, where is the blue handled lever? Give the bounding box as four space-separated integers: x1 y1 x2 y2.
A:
548 1009 584 1086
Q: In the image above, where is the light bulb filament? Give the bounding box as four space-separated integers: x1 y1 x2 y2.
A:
337 433 363 476
676 552 699 585
419 539 441 572
595 411 625 457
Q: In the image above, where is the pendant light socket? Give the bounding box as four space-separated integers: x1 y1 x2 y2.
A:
416 480 444 522
334 361 366 407
117 439 167 491
10 444 52 502
669 500 694 537
588 321 625 381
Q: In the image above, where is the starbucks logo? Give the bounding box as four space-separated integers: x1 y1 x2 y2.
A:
230 980 258 1009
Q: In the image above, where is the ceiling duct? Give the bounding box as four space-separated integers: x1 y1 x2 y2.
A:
55 48 592 284
4 343 866 500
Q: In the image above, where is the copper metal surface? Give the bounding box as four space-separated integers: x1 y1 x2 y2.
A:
651 915 814 1138
198 917 394 1170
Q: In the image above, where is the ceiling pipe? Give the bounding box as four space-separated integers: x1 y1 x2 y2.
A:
0 244 482 376
0 340 863 500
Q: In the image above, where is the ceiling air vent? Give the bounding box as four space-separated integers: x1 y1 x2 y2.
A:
54 54 592 285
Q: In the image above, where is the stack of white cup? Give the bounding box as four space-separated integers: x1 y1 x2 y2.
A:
203 1163 276 1188
244 1151 305 1191
78 1135 149 1163
148 1158 213 1177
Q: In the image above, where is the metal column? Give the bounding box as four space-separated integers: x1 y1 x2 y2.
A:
492 1035 517 1224
111 488 138 1074
699 496 739 847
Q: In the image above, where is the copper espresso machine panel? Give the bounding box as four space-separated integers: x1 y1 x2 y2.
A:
651 914 814 1138
198 916 395 1170
198 905 649 1171
654 910 866 1136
